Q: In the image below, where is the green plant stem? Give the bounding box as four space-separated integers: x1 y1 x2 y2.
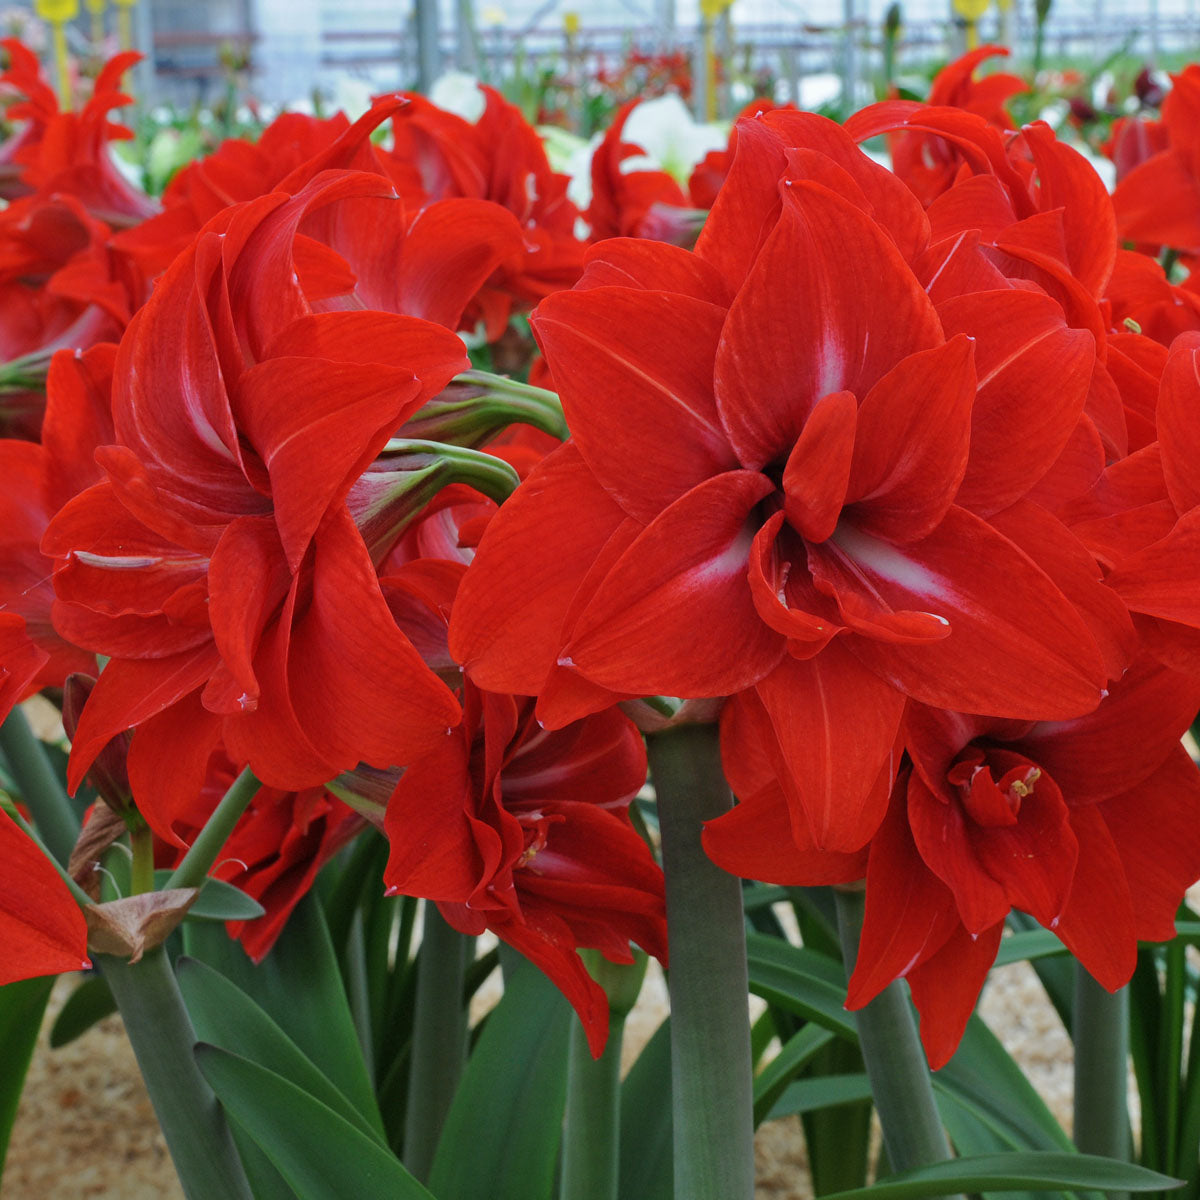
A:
97 946 253 1200
0 707 78 865
646 723 755 1200
834 888 960 1189
1074 963 1131 1200
561 1012 624 1200
403 902 469 1182
129 822 155 895
165 768 260 891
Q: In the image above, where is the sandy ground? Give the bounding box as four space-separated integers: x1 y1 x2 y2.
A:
2 955 1076 1200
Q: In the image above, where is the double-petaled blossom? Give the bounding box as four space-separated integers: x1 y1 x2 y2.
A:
382 556 665 1057
883 45 1026 207
42 169 517 843
0 42 157 226
0 345 113 687
1067 331 1200 674
451 108 1120 856
1113 65 1200 253
0 614 90 985
387 85 585 335
846 659 1200 1068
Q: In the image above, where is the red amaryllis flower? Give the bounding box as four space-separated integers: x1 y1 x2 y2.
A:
45 172 476 843
0 614 90 985
848 657 1200 1067
884 45 1026 208
1113 65 1200 252
451 117 1113 854
167 754 364 962
0 43 156 226
383 676 665 1056
115 98 405 281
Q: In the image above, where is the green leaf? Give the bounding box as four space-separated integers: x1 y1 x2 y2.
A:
181 893 380 1137
194 1044 435 1200
814 1152 1181 1200
0 976 54 1174
936 1015 1074 1155
49 973 116 1048
767 1072 874 1119
428 959 571 1200
746 932 859 1041
151 871 266 921
176 956 387 1144
993 929 1069 968
753 1023 836 1124
619 1018 673 1200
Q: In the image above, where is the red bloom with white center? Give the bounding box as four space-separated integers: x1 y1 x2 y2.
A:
451 115 1116 854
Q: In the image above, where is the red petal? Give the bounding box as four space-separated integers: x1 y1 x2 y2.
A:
449 443 627 695
235 356 423 569
938 289 1094 517
834 506 1107 719
754 647 904 852
713 181 942 469
846 335 975 542
577 238 733 305
562 471 783 697
1154 332 1200 514
286 507 461 770
532 286 737 521
0 807 89 985
782 390 857 543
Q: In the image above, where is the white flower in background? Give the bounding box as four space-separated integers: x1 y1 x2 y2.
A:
330 75 374 121
620 93 727 185
429 71 486 122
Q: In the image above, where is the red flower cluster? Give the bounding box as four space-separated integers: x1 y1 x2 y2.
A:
5 41 1200 1073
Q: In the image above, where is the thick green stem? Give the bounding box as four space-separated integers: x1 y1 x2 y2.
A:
647 723 755 1200
403 902 470 1182
129 822 155 895
561 1012 624 1200
0 707 78 865
1074 963 1131 1200
834 888 959 1186
165 768 260 891
98 947 253 1200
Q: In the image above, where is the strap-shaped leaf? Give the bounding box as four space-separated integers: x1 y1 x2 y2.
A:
753 1023 836 1124
194 1044 435 1200
815 1152 1180 1200
428 959 571 1200
619 1018 673 1200
0 977 53 1173
746 932 858 1041
182 893 380 1134
176 956 386 1144
49 973 115 1048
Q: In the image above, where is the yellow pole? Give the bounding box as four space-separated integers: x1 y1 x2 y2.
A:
52 19 71 107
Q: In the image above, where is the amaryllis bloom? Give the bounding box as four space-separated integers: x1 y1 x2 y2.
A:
848 657 1200 1067
1113 65 1200 252
885 45 1027 208
452 113 1115 854
384 675 665 1057
585 98 708 246
1072 332 1200 674
44 171 486 843
0 42 157 226
0 614 90 985
168 754 364 962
